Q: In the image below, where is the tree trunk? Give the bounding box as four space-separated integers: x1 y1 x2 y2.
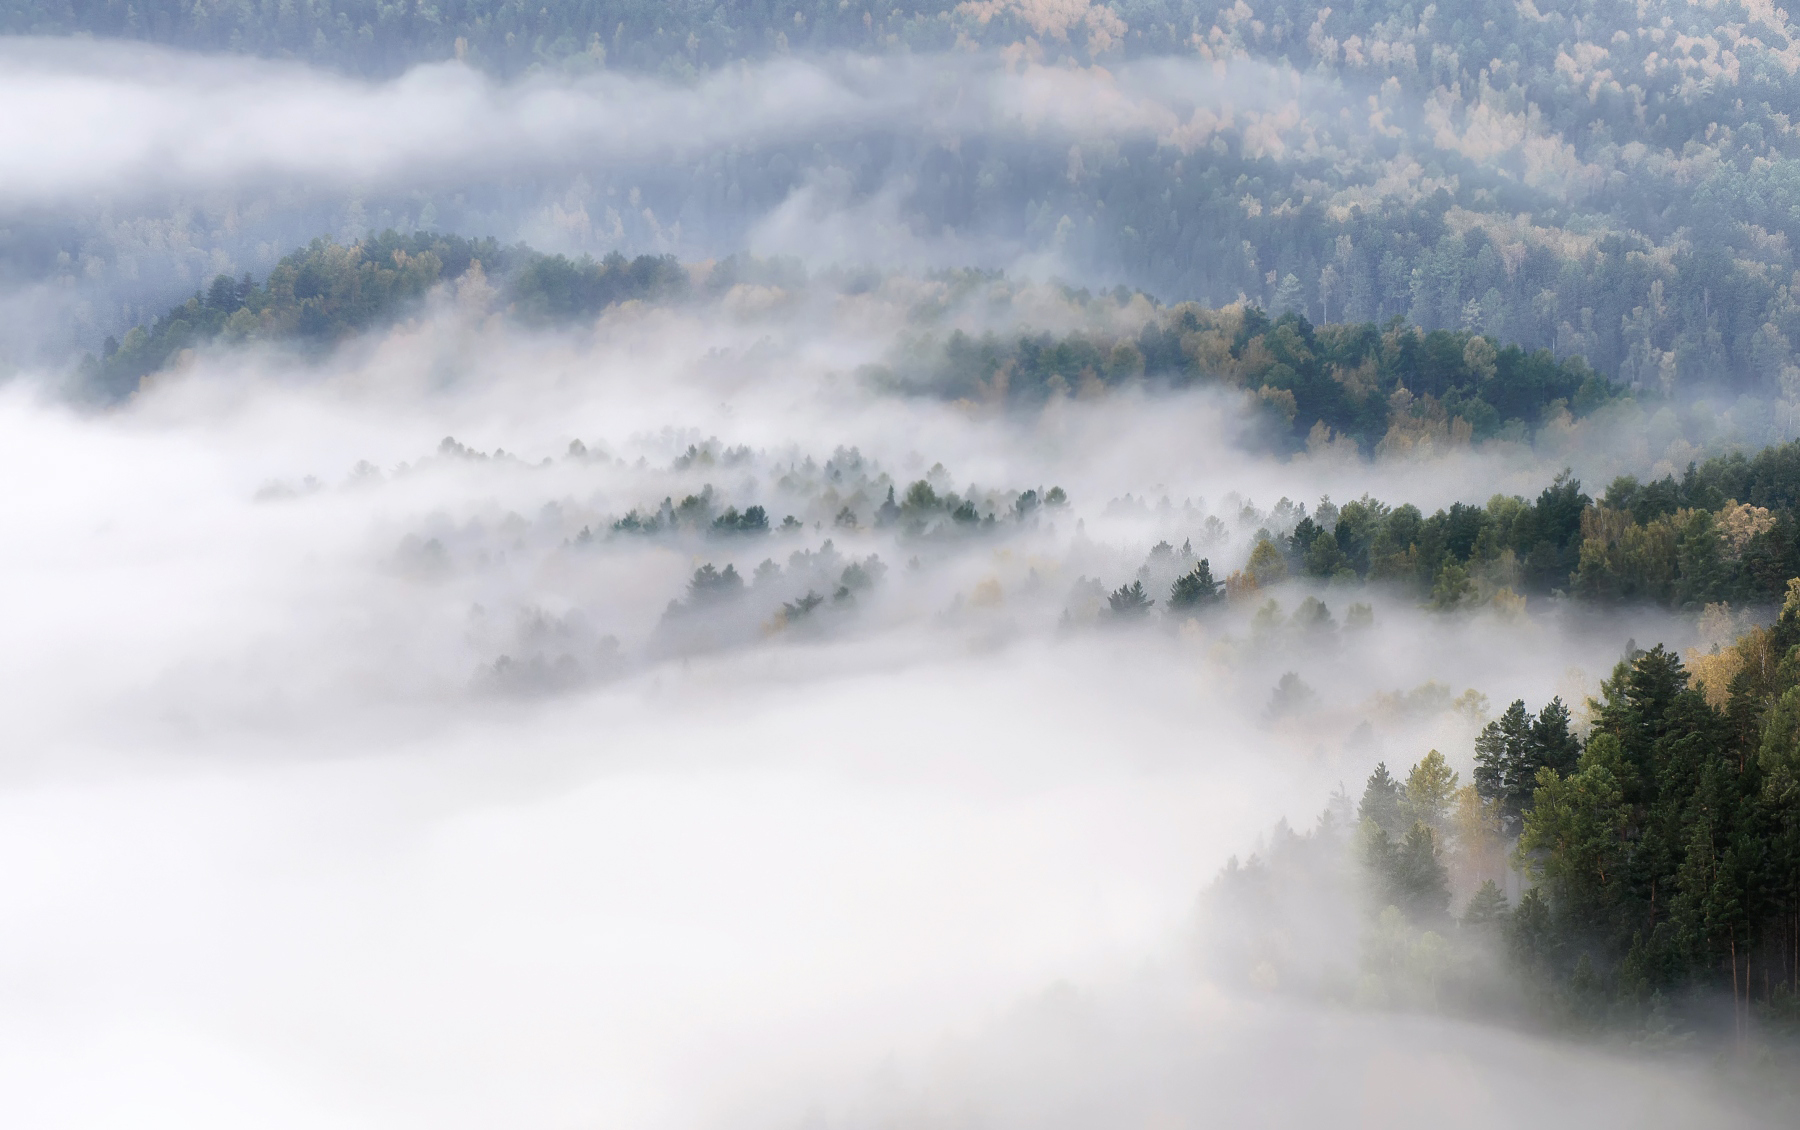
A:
1730 935 1741 1048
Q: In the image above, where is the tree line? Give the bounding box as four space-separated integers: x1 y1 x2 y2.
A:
1279 444 1800 613
895 305 1619 452
80 231 687 397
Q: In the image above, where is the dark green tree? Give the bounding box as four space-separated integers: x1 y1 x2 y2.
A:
1167 560 1222 614
1462 880 1511 926
1359 763 1405 837
1474 699 1536 835
686 563 744 602
1107 580 1153 618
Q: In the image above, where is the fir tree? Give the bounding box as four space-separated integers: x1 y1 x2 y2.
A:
1167 559 1221 614
1359 763 1405 837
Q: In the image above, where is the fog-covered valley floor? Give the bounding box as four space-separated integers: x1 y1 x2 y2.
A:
0 298 1774 1127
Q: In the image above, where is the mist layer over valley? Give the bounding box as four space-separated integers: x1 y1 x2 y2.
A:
0 293 1777 1127
10 4 1800 1127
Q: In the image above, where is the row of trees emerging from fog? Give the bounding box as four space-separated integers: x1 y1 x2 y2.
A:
1111 442 1800 616
898 304 1618 452
579 440 1800 644
85 227 1638 457
80 231 686 397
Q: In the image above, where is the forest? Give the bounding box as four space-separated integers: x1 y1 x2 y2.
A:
369 425 1800 688
1260 441 1800 612
893 304 1618 450
91 225 1634 456
80 231 686 396
13 0 1800 403
1213 620 1800 1040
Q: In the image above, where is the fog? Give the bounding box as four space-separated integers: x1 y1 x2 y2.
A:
0 41 1331 362
0 278 1772 1127
1 26 1791 1130
0 41 1308 204
0 36 1412 364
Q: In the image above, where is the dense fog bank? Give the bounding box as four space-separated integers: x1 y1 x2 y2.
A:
0 302 1768 1123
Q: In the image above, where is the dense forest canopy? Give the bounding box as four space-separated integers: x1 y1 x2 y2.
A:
1215 620 1800 1040
891 304 1620 451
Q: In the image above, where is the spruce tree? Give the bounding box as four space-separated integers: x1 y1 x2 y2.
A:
1167 559 1221 614
1359 763 1405 837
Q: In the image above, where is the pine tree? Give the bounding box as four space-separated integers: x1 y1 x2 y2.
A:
1107 580 1153 617
1474 699 1535 835
1167 559 1222 614
1462 880 1511 925
1265 672 1317 720
1531 697 1581 776
1359 763 1405 836
1517 758 1628 936
1594 645 1691 798
686 562 744 602
1509 888 1556 969
1385 821 1453 921
1402 750 1459 832
875 485 900 526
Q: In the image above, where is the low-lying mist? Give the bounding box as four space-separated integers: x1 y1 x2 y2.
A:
0 285 1774 1126
0 41 1318 205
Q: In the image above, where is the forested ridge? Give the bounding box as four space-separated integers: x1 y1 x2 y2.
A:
91 225 1637 447
82 230 686 396
1253 442 1800 611
17 0 1800 403
893 304 1619 452
629 443 1800 629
